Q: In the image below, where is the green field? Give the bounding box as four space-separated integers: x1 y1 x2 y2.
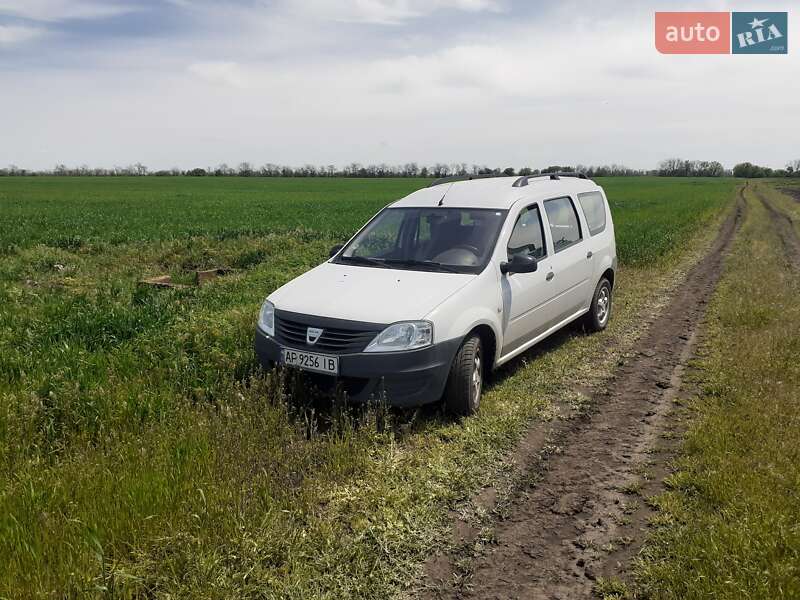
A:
0 176 736 598
1 176 731 265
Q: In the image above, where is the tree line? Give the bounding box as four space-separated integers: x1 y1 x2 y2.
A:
1 159 799 178
659 158 800 178
0 162 648 178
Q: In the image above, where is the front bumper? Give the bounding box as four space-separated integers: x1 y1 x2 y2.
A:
254 326 460 407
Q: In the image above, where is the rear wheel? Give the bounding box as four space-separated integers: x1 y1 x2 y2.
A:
443 334 483 416
585 277 612 332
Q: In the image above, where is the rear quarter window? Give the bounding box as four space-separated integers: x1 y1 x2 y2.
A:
577 191 607 236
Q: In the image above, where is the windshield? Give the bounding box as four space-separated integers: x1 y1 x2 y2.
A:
336 207 508 274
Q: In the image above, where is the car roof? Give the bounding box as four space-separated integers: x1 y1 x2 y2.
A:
389 176 604 210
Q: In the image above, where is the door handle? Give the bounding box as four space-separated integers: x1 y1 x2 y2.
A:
546 271 554 281
586 251 593 259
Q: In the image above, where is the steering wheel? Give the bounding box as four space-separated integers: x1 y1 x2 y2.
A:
449 244 480 256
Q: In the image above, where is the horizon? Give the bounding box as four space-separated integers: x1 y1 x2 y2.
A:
0 159 788 176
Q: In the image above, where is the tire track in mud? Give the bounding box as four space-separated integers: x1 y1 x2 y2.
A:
778 186 800 203
420 195 744 600
754 185 800 271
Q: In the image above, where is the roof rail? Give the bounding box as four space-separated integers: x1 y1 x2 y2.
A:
428 171 591 188
512 172 590 187
428 173 504 187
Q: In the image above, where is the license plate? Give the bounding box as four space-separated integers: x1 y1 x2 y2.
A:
281 348 339 375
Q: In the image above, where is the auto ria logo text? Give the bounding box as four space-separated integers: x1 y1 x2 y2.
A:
655 11 788 54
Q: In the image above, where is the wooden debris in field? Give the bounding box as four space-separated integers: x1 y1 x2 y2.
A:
139 268 232 289
195 268 232 286
138 275 189 289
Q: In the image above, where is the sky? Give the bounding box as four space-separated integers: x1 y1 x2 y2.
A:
0 0 798 171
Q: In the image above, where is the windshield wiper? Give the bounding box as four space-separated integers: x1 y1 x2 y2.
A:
338 255 387 268
383 259 461 273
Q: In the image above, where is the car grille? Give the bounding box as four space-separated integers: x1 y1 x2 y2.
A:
274 311 383 354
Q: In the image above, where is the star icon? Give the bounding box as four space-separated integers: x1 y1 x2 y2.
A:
749 17 768 29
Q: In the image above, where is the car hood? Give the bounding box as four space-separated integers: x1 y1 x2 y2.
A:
267 262 474 324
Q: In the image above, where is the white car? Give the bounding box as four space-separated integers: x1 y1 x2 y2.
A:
256 173 616 415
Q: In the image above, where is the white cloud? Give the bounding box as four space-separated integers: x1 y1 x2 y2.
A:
0 24 45 45
0 0 137 21
291 0 506 25
188 61 251 89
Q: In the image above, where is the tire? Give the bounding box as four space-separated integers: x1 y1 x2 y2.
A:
585 277 612 332
443 334 483 416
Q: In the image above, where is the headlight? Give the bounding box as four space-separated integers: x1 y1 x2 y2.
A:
364 321 433 353
258 300 275 336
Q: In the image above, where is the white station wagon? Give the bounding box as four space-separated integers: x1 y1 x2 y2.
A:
256 173 616 415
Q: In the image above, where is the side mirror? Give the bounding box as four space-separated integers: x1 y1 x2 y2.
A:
329 244 344 258
500 254 538 275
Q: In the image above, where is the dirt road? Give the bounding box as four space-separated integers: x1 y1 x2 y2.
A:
421 195 743 599
755 186 800 270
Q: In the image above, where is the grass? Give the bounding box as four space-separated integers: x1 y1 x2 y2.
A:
635 182 800 599
595 576 631 600
0 176 736 598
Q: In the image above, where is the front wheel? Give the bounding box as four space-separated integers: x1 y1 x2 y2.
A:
585 277 612 332
443 334 483 416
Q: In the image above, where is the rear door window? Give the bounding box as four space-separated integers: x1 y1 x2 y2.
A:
577 191 607 236
544 197 583 252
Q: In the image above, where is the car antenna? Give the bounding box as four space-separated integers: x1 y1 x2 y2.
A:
437 182 453 206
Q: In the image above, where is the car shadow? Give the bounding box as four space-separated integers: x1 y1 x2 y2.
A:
487 320 586 388
279 368 394 437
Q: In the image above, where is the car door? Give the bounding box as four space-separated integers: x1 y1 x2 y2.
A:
500 203 559 355
542 196 593 322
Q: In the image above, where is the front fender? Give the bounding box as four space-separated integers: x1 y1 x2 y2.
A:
424 273 504 366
